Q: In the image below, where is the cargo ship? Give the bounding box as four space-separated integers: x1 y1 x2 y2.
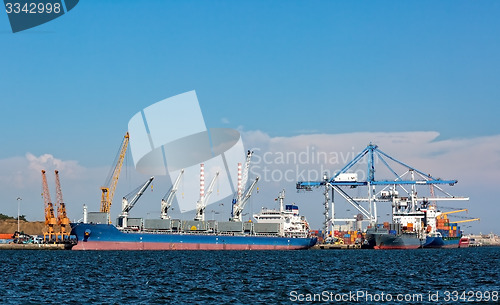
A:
367 192 470 249
420 205 466 248
366 190 428 249
70 190 317 250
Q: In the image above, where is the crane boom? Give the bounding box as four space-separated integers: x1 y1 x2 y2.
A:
41 170 56 241
453 218 480 224
437 209 468 219
100 132 129 214
194 171 219 221
121 177 154 214
238 150 253 202
231 177 259 222
161 169 184 219
117 176 154 228
54 170 71 240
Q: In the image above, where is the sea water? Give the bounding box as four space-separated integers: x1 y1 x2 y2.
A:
0 247 498 304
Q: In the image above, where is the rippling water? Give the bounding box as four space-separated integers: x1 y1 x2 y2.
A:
0 247 498 304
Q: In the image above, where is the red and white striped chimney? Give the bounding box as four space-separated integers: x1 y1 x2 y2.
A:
237 162 242 200
200 163 205 200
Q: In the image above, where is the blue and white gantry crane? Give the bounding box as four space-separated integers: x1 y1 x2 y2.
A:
296 143 468 236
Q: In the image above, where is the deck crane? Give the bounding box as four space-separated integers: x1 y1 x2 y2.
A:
100 132 129 215
229 150 259 221
194 164 219 222
230 150 257 222
161 169 184 220
54 170 71 241
41 170 57 241
453 218 480 224
436 209 468 219
239 151 253 199
117 176 154 228
230 177 259 222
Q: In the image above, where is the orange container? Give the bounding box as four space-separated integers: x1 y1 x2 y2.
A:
0 233 14 239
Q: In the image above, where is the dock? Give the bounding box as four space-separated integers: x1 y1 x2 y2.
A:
313 243 362 250
0 243 68 250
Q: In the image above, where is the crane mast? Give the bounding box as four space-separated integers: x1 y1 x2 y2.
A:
161 169 184 220
231 177 259 222
100 132 129 214
194 164 219 222
231 150 257 221
238 150 253 202
54 170 71 241
117 176 154 228
41 170 57 241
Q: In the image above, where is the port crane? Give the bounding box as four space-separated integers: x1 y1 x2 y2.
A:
231 151 259 222
41 170 57 241
194 164 219 222
161 169 184 220
296 143 468 237
117 176 154 228
100 132 129 214
54 170 71 241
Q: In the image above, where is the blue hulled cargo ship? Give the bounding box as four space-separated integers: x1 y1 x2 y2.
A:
70 190 317 251
70 222 317 250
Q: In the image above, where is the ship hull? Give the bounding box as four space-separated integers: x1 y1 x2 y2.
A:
70 223 317 251
372 232 423 250
423 236 460 249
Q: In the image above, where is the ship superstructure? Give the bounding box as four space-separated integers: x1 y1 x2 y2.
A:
253 190 310 238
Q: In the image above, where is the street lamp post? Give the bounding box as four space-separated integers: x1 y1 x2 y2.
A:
16 197 22 233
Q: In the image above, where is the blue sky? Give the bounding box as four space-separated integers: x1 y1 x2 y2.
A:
1 1 499 233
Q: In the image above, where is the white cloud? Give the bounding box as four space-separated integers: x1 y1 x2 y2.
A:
242 130 500 185
25 153 85 179
0 153 102 221
221 117 230 124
